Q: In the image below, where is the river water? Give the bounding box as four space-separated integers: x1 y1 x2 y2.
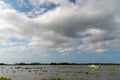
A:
0 65 120 80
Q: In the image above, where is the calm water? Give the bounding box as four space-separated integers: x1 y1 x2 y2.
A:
0 65 120 80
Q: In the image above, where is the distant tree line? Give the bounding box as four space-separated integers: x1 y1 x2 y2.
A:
0 62 120 65
0 63 7 65
14 62 84 65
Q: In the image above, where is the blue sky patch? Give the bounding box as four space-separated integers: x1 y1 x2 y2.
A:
9 37 29 45
69 0 76 4
4 0 59 17
4 0 33 12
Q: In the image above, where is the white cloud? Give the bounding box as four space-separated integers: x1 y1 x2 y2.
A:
29 0 69 6
0 0 120 62
0 1 11 9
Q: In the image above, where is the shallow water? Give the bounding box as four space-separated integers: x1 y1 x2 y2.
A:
0 65 120 80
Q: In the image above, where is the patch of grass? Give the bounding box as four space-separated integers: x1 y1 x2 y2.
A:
110 68 115 71
0 77 11 80
33 69 39 72
95 74 100 77
42 78 47 80
80 78 86 80
24 67 32 69
78 70 83 73
110 72 116 76
28 70 32 72
49 78 62 80
85 71 90 75
15 67 22 69
43 70 48 72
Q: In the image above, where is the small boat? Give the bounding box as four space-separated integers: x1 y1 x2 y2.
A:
88 65 99 69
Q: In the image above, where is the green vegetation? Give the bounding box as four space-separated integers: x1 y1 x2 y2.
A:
85 71 90 75
110 72 116 76
49 78 62 80
15 67 22 69
0 77 11 80
80 78 86 80
42 78 47 80
78 70 83 73
41 78 62 80
95 74 100 77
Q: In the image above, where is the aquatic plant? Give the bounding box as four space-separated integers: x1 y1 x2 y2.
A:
109 72 116 76
0 77 11 80
85 71 90 75
15 67 22 69
28 70 32 72
80 78 86 80
49 77 62 80
42 70 47 72
78 70 83 73
42 78 47 80
95 74 100 77
24 67 32 69
110 68 115 71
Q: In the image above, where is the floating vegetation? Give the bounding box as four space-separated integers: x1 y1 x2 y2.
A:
0 77 11 80
0 65 120 80
49 77 62 80
41 78 47 80
95 74 100 77
42 70 48 72
80 78 86 80
110 68 115 71
28 70 32 72
15 67 22 69
110 72 116 76
78 70 83 73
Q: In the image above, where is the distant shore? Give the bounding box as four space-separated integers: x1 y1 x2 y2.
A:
1 63 120 65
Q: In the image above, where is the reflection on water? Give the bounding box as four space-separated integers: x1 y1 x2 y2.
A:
0 65 120 80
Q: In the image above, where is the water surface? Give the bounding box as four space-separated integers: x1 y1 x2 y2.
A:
0 65 120 80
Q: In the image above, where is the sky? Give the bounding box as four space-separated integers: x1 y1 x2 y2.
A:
0 0 120 63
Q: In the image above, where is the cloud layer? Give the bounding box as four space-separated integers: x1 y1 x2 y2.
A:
0 0 120 63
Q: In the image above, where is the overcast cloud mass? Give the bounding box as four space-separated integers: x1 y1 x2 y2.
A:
0 0 120 63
